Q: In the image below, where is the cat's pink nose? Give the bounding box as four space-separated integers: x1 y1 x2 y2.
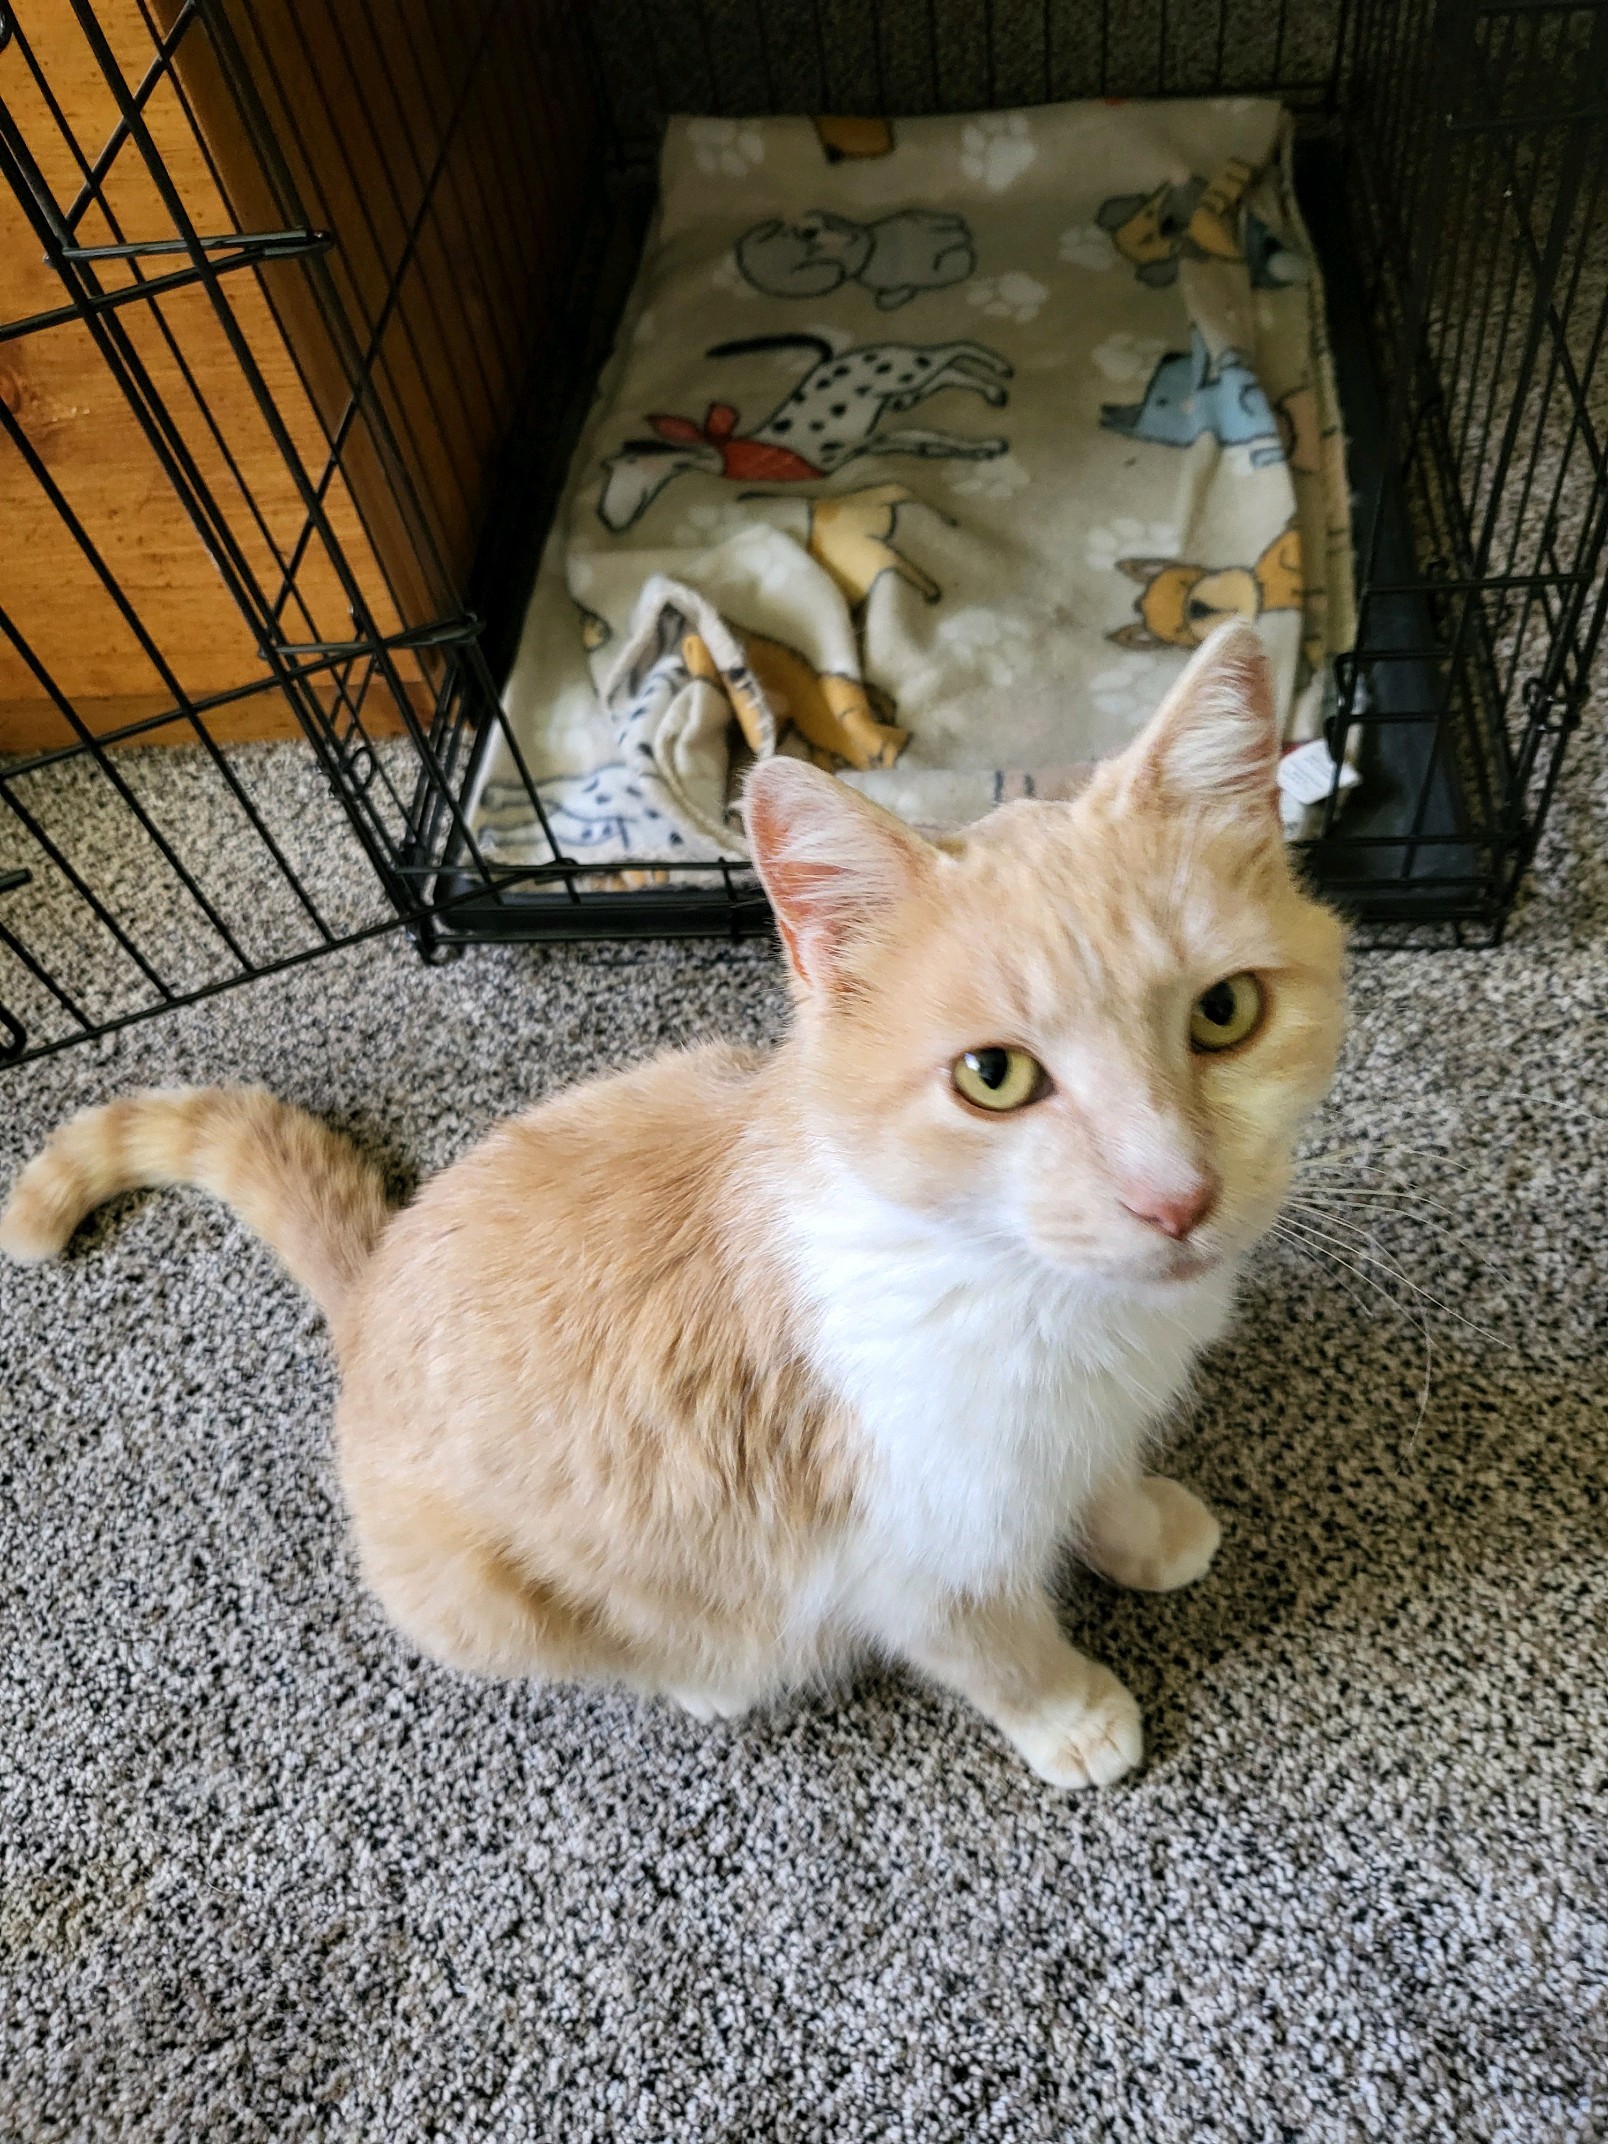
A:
1119 1176 1219 1241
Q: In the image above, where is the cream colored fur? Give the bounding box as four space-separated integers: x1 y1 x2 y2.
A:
1 623 1345 1788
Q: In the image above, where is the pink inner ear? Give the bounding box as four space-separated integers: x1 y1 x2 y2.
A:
770 868 836 983
744 761 929 990
745 782 825 983
1127 619 1282 811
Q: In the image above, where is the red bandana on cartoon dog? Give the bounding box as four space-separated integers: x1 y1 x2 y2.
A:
648 404 825 483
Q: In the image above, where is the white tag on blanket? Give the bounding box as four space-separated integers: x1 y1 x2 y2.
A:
1277 738 1361 809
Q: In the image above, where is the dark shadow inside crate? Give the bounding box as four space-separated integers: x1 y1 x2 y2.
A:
1293 141 1486 927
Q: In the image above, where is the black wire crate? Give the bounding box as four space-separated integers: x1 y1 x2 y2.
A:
1 0 1605 1070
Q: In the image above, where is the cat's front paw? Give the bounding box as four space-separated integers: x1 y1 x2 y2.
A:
1081 1474 1222 1594
1007 1670 1143 1789
668 1686 753 1723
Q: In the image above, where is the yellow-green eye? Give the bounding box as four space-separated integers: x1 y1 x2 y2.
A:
1190 972 1264 1053
951 1046 1046 1113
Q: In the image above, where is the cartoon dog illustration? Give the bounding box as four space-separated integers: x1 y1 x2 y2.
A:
1109 524 1304 650
1100 327 1282 466
598 334 1011 531
476 769 683 874
1274 384 1321 474
1097 163 1306 289
806 482 941 609
736 208 975 308
681 626 907 769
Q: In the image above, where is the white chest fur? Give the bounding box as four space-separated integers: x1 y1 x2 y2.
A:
781 1161 1235 1641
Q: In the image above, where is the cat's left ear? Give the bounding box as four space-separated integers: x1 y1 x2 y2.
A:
1118 618 1281 821
743 757 933 991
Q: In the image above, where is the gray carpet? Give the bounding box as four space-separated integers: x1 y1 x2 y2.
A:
2 706 1606 2143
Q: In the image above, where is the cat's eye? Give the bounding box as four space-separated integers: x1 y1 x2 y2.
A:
951 1046 1047 1113
1189 972 1264 1053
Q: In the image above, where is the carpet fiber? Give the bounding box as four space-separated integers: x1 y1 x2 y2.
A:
2 719 1605 2142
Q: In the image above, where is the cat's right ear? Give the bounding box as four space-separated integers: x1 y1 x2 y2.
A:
743 758 932 991
1116 617 1281 821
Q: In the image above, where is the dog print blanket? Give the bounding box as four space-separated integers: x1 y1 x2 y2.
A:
471 99 1355 872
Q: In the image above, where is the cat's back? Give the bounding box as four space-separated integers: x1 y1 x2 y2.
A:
334 1041 850 1548
351 1037 766 1361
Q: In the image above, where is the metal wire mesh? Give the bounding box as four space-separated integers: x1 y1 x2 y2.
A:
581 0 1348 154
0 0 606 1060
0 0 1604 1068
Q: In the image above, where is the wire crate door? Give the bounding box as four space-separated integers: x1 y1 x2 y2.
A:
0 0 600 1067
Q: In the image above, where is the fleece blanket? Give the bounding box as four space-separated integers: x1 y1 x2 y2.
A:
471 99 1356 871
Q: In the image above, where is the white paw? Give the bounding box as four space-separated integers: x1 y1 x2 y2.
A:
1082 1476 1223 1594
709 255 761 301
1090 656 1178 725
1091 332 1168 385
931 604 1033 683
1058 222 1117 271
944 449 1029 497
1008 1672 1143 1789
966 271 1048 324
687 119 764 178
960 112 1036 192
1145 1478 1222 1591
668 1687 752 1723
1084 516 1181 575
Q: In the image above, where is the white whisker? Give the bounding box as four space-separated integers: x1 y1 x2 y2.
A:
1288 1200 1469 1252
1293 1145 1493 1192
1284 1192 1469 1253
1277 1203 1506 1350
1264 1219 1389 1329
1292 1182 1468 1224
1265 1212 1434 1450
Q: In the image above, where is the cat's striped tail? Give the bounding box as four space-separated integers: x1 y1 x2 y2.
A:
0 1086 389 1323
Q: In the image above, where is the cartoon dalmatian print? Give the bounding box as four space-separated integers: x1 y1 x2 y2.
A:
532 763 684 857
476 610 698 865
477 757 687 866
598 333 1012 531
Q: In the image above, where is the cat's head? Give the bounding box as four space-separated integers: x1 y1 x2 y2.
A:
744 621 1346 1288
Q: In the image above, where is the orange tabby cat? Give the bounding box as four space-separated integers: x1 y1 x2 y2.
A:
0 622 1345 1787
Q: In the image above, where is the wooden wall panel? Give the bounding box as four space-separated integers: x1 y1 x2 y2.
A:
0 0 600 751
0 0 404 745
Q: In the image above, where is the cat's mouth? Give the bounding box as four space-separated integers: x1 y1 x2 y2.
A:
1030 1230 1224 1285
1109 1231 1229 1287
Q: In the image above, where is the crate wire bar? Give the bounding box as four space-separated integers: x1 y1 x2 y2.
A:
0 0 1604 1072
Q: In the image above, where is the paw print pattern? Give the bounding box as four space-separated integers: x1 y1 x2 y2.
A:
944 450 1030 500
710 255 761 299
1091 332 1168 383
1090 656 1177 725
960 112 1036 192
671 499 747 548
1058 224 1117 271
687 119 765 178
966 271 1048 324
936 605 1034 686
1085 519 1181 575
